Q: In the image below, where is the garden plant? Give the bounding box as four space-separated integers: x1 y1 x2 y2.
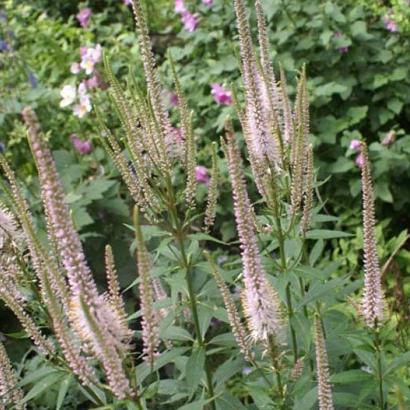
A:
0 0 410 409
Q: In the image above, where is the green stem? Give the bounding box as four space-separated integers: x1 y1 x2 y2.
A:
374 329 385 410
268 339 286 408
275 212 298 362
176 233 216 410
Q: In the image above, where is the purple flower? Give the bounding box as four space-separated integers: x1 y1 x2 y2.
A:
169 92 179 107
70 134 93 155
175 0 187 14
0 39 9 52
384 15 398 32
195 166 210 184
338 46 348 54
382 130 396 146
28 72 38 88
123 0 132 5
349 139 362 152
181 11 199 32
202 0 213 6
211 83 232 105
76 8 92 28
355 153 364 169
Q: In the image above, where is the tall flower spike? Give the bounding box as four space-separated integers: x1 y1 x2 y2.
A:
255 0 284 160
23 108 132 399
0 341 25 410
360 142 385 327
314 316 334 410
206 252 253 361
223 123 284 343
204 142 219 231
290 68 309 218
0 159 93 384
134 208 159 366
131 0 172 173
300 144 314 235
0 267 54 356
169 56 196 208
233 0 280 172
105 245 128 327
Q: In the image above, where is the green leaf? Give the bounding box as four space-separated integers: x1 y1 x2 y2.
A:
306 229 352 239
347 106 368 125
315 82 348 97
22 373 65 403
162 326 194 341
186 347 206 397
384 351 410 375
136 347 190 383
188 233 227 245
296 277 348 309
331 369 372 384
56 374 73 410
19 367 59 387
178 399 211 410
213 356 243 386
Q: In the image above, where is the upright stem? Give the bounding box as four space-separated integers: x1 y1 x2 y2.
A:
267 339 286 408
176 232 216 410
374 328 385 410
275 212 298 362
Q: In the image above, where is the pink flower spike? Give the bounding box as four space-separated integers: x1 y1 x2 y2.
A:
76 8 92 28
181 11 199 32
202 0 213 6
355 153 364 169
195 166 210 184
70 134 93 155
349 139 362 152
175 0 187 14
382 130 396 146
70 62 81 74
211 83 233 105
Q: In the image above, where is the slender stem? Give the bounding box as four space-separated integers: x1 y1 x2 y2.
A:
176 232 216 410
274 212 298 362
267 339 286 408
374 328 385 410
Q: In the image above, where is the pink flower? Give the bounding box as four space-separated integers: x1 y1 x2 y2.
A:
76 8 92 28
211 83 232 105
384 15 398 32
86 73 108 90
175 0 187 14
202 0 213 6
169 92 179 107
181 11 199 32
70 134 93 154
80 44 102 75
382 130 396 146
349 139 362 152
355 153 364 169
123 0 132 5
195 166 210 184
70 62 81 74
